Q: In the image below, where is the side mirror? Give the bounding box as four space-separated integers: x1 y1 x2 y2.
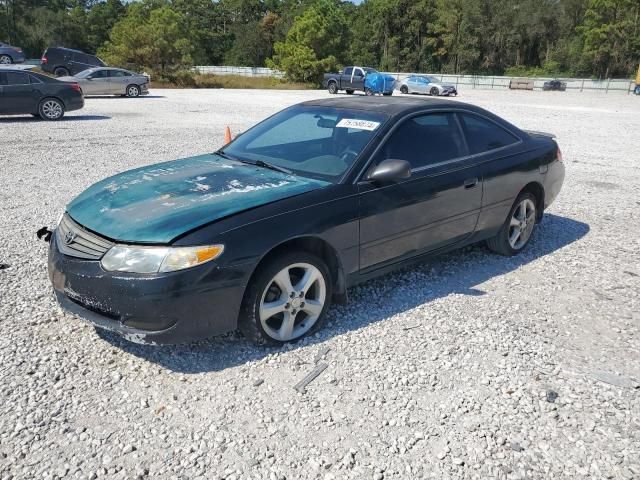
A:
367 159 411 184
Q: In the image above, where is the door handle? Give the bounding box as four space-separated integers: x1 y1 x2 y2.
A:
464 178 478 189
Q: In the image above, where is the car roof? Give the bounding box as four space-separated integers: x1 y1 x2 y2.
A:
300 96 473 117
48 46 87 54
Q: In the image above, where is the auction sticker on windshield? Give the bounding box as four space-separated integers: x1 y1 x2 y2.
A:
336 119 380 131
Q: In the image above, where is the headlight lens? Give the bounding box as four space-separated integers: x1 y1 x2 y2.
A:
101 244 224 273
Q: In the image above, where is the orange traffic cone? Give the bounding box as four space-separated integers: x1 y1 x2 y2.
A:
224 125 232 144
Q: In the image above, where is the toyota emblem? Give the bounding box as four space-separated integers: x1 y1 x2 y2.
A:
64 230 77 245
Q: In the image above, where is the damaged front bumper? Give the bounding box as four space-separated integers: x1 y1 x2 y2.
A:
48 234 247 345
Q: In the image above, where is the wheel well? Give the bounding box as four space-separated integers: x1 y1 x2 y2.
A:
39 96 66 108
520 182 545 221
246 237 346 303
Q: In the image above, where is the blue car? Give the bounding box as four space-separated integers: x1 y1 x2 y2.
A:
48 97 564 346
0 42 26 64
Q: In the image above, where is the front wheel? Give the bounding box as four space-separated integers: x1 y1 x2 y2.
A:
239 252 332 345
400 85 408 94
430 87 439 96
487 192 537 256
39 98 65 121
327 82 338 94
126 84 141 97
54 67 69 77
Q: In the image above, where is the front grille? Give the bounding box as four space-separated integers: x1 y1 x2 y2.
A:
56 214 114 260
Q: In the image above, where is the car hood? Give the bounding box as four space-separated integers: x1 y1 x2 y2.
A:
66 154 330 244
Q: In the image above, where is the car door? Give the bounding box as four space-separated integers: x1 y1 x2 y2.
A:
108 69 130 94
0 71 36 114
350 68 366 91
340 67 353 89
357 112 483 272
83 69 111 95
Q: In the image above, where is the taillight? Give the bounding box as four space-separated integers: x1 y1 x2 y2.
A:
69 83 82 92
41 56 47 64
557 146 563 162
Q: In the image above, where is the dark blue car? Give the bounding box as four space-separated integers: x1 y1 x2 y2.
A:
48 97 565 345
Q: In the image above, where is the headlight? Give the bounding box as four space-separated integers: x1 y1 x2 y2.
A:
100 244 224 273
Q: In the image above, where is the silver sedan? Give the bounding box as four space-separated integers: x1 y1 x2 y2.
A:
58 67 149 97
398 75 458 96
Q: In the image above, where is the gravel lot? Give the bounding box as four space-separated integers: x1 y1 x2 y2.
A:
1 88 639 480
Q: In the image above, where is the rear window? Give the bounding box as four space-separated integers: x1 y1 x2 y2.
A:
460 114 519 154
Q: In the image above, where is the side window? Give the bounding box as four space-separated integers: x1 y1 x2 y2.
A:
460 113 519 154
89 70 108 79
110 70 131 77
354 68 364 77
379 113 465 169
5 72 30 85
343 67 353 76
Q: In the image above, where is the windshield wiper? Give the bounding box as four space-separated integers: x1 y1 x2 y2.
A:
253 160 292 175
215 150 293 175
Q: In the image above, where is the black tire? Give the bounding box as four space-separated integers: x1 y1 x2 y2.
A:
430 87 439 96
364 88 374 96
126 84 141 97
327 81 338 94
239 251 333 346
0 54 12 64
345 89 354 95
54 67 69 77
400 85 408 94
38 98 65 121
383 91 393 96
487 192 538 256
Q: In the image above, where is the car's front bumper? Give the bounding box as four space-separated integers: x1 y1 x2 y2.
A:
441 87 457 96
48 234 248 344
141 83 149 95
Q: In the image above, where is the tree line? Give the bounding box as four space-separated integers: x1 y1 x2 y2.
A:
1 0 638 82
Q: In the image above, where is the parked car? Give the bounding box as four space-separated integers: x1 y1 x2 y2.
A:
48 97 564 346
399 75 458 96
542 79 567 91
323 66 395 95
41 47 106 77
0 42 25 64
0 68 84 120
58 67 149 97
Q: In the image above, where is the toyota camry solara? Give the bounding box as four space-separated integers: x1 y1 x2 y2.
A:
48 97 565 345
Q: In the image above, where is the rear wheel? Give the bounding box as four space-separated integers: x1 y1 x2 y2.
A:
345 89 354 95
400 85 408 94
430 87 439 96
0 54 12 64
327 81 338 94
54 67 69 77
487 192 537 256
126 84 141 97
239 252 332 345
38 98 65 121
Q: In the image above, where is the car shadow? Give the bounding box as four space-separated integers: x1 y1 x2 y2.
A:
0 115 110 123
97 213 589 373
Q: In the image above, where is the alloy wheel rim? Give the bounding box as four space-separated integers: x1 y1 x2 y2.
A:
0 55 11 64
128 86 139 96
329 84 336 94
42 101 62 119
508 198 536 249
259 262 326 342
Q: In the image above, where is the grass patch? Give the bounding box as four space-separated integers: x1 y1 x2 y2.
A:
150 73 314 90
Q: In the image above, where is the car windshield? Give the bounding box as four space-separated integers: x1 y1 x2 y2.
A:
76 69 98 78
221 105 388 182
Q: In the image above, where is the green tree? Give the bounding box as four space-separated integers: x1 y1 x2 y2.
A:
267 0 348 81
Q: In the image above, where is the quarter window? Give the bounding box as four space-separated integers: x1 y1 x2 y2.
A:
378 113 465 169
460 113 519 154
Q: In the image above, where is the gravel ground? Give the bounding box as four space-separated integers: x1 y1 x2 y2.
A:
1 88 639 480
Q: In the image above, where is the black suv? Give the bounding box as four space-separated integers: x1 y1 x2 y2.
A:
41 47 106 77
